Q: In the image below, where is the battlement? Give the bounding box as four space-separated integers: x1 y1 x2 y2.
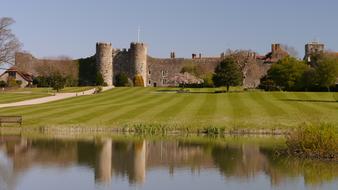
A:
96 42 112 47
130 42 147 48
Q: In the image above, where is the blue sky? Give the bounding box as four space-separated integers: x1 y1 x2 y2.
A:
1 0 338 59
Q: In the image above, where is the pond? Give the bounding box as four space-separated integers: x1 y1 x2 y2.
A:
0 134 337 190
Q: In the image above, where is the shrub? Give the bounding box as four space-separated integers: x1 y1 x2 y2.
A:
134 75 144 87
258 75 280 91
286 123 337 160
7 78 19 87
115 73 129 87
202 74 214 87
16 80 22 86
95 72 104 86
33 76 51 87
95 86 103 93
0 80 6 88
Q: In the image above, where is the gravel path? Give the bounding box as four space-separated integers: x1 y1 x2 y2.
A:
0 86 114 108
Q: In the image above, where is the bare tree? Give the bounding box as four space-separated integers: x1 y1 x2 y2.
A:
281 44 299 58
0 17 21 65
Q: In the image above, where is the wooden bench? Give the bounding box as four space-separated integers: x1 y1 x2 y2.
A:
0 116 22 126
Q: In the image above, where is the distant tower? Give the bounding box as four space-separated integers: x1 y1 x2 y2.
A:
129 42 148 87
304 42 325 63
96 42 113 86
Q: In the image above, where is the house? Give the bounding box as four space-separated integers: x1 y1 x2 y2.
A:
0 66 33 88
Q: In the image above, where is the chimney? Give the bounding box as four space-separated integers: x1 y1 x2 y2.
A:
272 44 281 54
170 52 176 59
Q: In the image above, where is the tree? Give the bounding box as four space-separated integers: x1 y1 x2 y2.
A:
50 73 66 92
212 57 243 92
0 17 21 65
267 56 307 91
281 44 299 58
299 67 317 91
315 54 338 91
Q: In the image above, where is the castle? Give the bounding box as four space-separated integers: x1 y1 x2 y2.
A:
96 42 148 87
94 41 273 88
13 41 328 88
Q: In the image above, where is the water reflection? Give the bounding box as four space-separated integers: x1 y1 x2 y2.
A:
0 135 337 190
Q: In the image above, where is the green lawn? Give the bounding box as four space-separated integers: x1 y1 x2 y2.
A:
0 87 337 129
0 87 94 104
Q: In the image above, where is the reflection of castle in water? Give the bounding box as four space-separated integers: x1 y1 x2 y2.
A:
0 135 336 187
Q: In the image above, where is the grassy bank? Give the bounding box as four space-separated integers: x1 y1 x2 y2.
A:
0 87 337 130
286 123 337 160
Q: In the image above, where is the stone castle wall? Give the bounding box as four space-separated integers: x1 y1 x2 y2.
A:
147 57 220 87
15 42 281 88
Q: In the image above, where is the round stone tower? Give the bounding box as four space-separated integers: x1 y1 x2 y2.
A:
129 42 147 87
96 42 113 86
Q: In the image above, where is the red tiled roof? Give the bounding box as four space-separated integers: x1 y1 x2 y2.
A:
1 66 33 82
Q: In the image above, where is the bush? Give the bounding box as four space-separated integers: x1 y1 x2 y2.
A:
134 75 144 87
258 75 280 91
33 76 51 87
95 72 104 86
16 80 22 86
0 80 6 88
64 76 78 87
286 123 337 160
33 75 77 89
7 78 20 88
115 73 129 87
95 86 103 94
202 74 214 87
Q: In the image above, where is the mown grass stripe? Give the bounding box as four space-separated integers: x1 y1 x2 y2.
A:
228 92 251 120
249 92 288 117
103 93 175 124
153 94 196 121
195 93 218 121
213 93 233 125
114 94 176 122
65 91 162 124
170 92 207 125
24 88 150 125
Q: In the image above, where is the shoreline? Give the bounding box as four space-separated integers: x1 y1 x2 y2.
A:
0 125 291 136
